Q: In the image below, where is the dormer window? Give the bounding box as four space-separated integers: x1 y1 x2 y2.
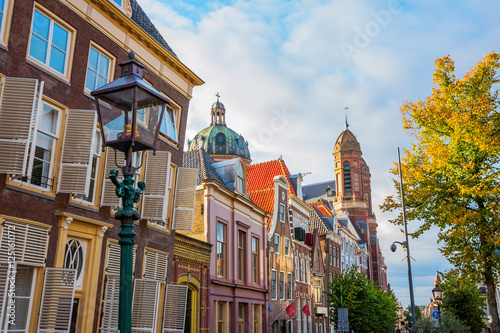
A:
235 161 246 194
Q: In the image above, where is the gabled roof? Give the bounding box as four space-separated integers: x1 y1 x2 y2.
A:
247 158 296 232
130 0 177 58
247 159 296 195
302 180 335 202
182 148 227 188
309 200 334 218
309 207 330 234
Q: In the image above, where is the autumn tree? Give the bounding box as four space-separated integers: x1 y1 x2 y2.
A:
440 274 486 333
326 268 398 333
381 52 500 332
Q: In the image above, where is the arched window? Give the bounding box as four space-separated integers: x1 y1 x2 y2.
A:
343 161 351 194
235 162 245 193
64 238 86 287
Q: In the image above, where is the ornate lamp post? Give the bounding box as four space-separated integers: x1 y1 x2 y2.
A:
432 284 443 326
91 51 169 333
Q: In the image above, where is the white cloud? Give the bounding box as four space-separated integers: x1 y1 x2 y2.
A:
141 0 500 308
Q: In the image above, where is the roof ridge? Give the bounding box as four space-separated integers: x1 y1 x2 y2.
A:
248 159 279 168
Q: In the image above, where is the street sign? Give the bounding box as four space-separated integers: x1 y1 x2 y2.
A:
431 308 439 320
338 308 349 332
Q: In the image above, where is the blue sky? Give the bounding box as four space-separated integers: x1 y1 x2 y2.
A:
140 0 500 307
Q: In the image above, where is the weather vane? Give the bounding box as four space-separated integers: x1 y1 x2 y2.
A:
344 106 349 129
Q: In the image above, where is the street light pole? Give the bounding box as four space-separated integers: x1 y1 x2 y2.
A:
397 147 417 331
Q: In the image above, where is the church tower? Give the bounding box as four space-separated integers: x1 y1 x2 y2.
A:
333 119 379 281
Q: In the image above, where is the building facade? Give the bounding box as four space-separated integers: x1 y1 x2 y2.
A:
0 0 203 331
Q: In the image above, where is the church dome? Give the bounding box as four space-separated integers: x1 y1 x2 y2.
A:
334 121 361 152
187 95 251 164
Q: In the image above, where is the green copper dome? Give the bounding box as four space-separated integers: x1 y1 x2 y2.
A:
187 96 251 162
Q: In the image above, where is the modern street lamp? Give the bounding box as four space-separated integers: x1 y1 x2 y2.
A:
390 148 417 332
432 284 443 325
91 51 170 333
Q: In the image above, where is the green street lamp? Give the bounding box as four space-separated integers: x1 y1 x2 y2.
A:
432 284 443 326
91 51 170 333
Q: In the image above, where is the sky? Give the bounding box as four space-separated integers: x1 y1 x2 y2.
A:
139 0 500 307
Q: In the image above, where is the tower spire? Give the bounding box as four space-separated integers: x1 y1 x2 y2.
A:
344 106 349 129
211 93 226 125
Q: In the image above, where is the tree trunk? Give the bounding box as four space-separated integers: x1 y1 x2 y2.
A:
484 268 500 333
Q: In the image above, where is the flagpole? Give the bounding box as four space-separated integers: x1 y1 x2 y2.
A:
269 302 295 326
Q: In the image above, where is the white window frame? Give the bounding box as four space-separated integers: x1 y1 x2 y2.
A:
73 128 101 204
84 43 114 93
279 204 285 222
159 103 179 143
27 5 75 78
295 257 299 282
274 233 280 254
271 269 277 300
287 272 292 300
314 278 322 304
279 271 285 300
252 237 259 284
63 238 87 289
284 237 290 257
0 0 13 46
235 161 245 193
306 260 310 284
300 259 305 282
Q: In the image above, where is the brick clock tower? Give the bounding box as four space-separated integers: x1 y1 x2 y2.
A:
333 121 380 282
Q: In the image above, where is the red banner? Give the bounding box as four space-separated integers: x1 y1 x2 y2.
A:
286 301 295 317
302 303 310 317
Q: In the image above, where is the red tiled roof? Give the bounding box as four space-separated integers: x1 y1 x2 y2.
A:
308 201 334 217
247 159 296 231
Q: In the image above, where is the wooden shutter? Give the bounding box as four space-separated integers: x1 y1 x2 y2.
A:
141 151 171 221
105 240 136 275
0 77 43 175
37 268 76 333
58 109 97 195
172 167 197 231
101 148 125 208
143 249 168 282
0 219 50 266
162 284 188 333
131 279 160 333
99 273 120 333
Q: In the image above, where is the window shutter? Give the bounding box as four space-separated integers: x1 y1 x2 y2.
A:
131 279 160 333
141 151 171 221
105 241 136 275
101 148 125 208
162 284 188 333
0 263 10 329
99 273 120 333
172 167 197 231
143 249 168 282
0 77 43 175
57 109 97 195
37 268 76 333
0 219 50 266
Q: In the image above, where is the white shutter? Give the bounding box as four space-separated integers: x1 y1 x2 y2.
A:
172 167 198 231
131 279 160 333
141 151 171 221
0 77 42 175
0 219 50 266
58 109 97 195
0 263 10 330
105 241 136 275
101 148 125 208
162 284 188 333
99 274 120 333
38 268 76 333
143 249 168 282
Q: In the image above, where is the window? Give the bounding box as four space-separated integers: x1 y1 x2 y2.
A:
0 0 13 45
279 204 285 222
316 251 320 271
284 237 290 257
314 278 322 303
253 304 261 333
27 102 61 189
235 162 245 193
300 259 305 282
216 301 228 333
306 261 310 284
28 7 73 76
271 270 277 300
279 271 285 300
160 104 179 142
329 272 333 284
287 272 292 300
252 237 258 284
217 222 226 277
85 45 112 92
295 257 299 281
329 245 333 265
73 129 100 204
343 161 351 193
274 233 280 254
238 304 245 333
238 231 244 281
63 238 86 288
